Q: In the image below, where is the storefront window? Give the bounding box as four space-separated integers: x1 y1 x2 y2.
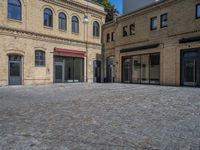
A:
132 56 141 83
122 53 160 85
150 53 160 84
122 58 132 83
141 55 149 84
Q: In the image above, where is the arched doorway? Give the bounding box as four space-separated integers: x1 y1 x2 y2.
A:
8 55 22 85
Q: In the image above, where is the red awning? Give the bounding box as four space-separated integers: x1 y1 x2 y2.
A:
54 48 87 55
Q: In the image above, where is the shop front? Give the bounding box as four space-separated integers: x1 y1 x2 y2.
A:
122 53 160 85
54 48 85 83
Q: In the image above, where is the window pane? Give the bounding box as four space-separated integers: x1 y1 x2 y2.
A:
35 51 45 66
93 22 100 36
141 55 149 83
151 17 157 30
65 57 74 82
59 13 66 30
44 8 52 27
72 16 78 33
150 53 160 84
122 58 132 82
74 58 84 82
123 26 128 36
130 24 135 35
132 56 141 83
8 0 21 20
197 4 200 18
161 14 168 27
10 62 20 76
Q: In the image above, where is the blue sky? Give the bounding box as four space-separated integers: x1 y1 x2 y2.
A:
109 0 123 15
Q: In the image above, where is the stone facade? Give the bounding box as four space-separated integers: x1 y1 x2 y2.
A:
0 0 106 86
103 0 200 86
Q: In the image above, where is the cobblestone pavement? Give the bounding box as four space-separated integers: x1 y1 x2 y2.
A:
0 83 200 150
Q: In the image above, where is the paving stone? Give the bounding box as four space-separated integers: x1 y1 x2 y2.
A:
0 83 200 150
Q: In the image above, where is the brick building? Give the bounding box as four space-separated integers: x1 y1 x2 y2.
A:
0 0 106 85
103 0 200 87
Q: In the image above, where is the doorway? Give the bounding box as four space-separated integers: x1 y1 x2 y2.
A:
8 55 22 85
181 49 200 87
107 56 114 82
93 60 101 83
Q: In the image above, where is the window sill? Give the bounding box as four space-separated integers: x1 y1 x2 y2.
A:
93 36 100 39
59 29 67 32
72 32 79 35
8 18 22 23
35 66 46 68
196 17 200 19
150 29 157 32
160 26 168 29
44 26 53 30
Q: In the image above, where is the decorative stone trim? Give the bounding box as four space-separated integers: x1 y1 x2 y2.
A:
0 26 102 48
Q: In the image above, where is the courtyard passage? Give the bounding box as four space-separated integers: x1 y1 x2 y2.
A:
0 84 200 150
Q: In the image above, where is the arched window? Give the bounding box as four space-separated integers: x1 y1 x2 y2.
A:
59 12 66 31
35 50 45 66
8 0 21 20
44 8 53 27
72 16 79 33
93 21 100 37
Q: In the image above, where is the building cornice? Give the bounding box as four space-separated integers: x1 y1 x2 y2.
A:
40 0 106 17
0 26 102 48
103 0 180 28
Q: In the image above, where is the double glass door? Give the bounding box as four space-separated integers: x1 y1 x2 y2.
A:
181 50 200 87
54 56 84 83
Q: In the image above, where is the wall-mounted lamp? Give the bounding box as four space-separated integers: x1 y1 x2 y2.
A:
83 16 89 23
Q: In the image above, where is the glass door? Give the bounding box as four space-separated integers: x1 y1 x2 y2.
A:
181 51 199 87
122 58 132 83
65 57 74 83
54 60 64 83
9 55 22 85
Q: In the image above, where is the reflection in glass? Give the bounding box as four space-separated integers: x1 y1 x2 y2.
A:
150 53 160 84
141 55 149 83
123 58 132 83
132 56 141 83
184 60 196 84
54 56 84 83
65 57 74 82
182 51 198 86
55 64 63 83
74 58 84 82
